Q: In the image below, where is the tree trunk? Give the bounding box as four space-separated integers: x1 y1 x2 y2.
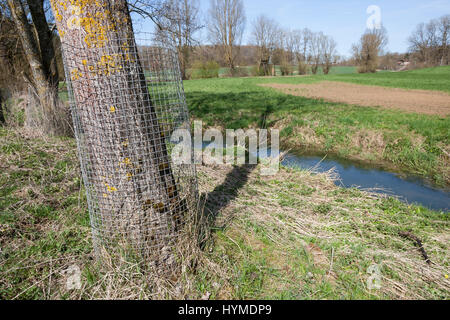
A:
49 0 186 264
7 0 52 103
28 0 59 87
7 0 60 134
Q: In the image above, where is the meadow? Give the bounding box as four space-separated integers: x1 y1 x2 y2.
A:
1 66 449 300
216 65 358 77
1 127 448 299
184 66 450 185
290 65 450 92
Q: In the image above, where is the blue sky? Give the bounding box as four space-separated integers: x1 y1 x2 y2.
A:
135 0 450 57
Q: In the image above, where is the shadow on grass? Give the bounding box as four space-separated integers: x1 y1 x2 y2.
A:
198 164 256 249
186 90 305 129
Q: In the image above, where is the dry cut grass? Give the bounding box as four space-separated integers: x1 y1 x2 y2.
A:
0 128 448 299
195 161 449 299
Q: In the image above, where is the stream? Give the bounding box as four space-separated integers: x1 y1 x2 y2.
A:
278 151 450 212
199 141 450 212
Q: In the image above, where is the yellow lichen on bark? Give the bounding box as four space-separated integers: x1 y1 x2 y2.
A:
50 0 191 263
51 0 129 48
70 68 83 80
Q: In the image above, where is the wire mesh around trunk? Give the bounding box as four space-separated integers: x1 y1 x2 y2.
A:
62 34 198 267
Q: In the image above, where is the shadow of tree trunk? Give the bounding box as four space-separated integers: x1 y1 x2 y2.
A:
197 164 257 249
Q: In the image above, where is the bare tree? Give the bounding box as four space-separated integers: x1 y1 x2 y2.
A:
283 29 296 65
207 0 246 72
286 29 300 62
6 0 64 134
352 26 388 73
291 28 312 74
251 14 280 75
154 0 203 79
408 22 431 63
319 33 337 75
309 32 322 74
408 19 442 65
301 28 312 62
408 15 449 67
277 29 297 75
437 15 449 65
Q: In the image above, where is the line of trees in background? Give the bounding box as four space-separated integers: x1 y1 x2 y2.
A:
251 16 338 76
349 15 449 73
408 14 449 67
2 1 449 88
1 0 449 133
0 0 343 94
152 0 339 79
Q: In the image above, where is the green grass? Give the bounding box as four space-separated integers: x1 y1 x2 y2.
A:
322 66 450 92
186 65 357 79
1 128 447 299
0 128 92 299
184 66 450 185
259 65 450 92
194 163 449 300
216 65 357 77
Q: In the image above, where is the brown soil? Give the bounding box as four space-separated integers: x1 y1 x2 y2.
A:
261 81 450 116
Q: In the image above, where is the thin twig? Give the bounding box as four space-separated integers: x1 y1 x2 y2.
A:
328 247 334 275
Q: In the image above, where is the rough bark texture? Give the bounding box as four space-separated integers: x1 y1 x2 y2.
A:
7 0 62 135
7 0 51 100
49 0 186 264
28 0 59 86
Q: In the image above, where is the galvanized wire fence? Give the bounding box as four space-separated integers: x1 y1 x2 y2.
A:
62 33 198 268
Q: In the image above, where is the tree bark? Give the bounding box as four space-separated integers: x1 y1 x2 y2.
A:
27 0 59 86
49 0 186 263
7 0 60 134
7 0 51 101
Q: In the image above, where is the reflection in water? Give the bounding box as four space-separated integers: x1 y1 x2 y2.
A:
281 152 450 212
200 141 449 212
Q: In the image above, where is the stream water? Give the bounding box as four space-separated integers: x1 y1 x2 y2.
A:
279 151 450 212
199 142 450 212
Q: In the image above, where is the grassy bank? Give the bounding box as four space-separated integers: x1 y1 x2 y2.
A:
0 128 448 299
196 162 449 299
184 67 450 185
324 66 450 93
